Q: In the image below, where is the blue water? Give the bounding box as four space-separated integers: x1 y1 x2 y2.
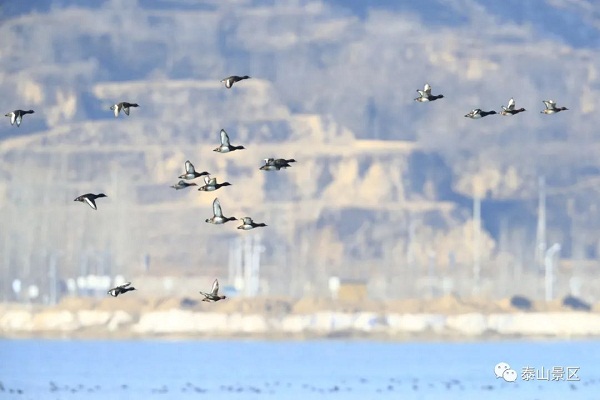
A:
1 339 599 399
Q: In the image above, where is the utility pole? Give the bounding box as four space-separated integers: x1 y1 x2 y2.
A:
535 176 547 270
544 243 561 302
473 185 482 294
48 253 57 305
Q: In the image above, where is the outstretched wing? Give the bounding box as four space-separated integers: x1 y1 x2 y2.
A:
83 196 97 210
185 160 195 174
543 100 556 109
242 217 252 224
213 198 223 217
15 114 22 127
424 83 432 95
220 129 231 147
9 113 16 125
208 177 217 186
119 282 131 289
123 106 130 116
203 175 211 185
211 279 219 296
507 98 515 110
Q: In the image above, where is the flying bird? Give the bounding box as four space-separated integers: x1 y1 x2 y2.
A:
464 108 497 119
205 198 237 224
221 75 250 89
237 217 267 230
5 109 34 127
179 160 209 180
170 180 198 190
108 282 136 297
259 158 296 171
199 279 226 302
74 193 107 210
110 102 139 117
541 100 568 114
213 129 245 153
414 83 444 102
198 175 232 192
500 98 526 115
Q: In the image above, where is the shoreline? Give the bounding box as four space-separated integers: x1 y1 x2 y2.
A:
3 297 600 341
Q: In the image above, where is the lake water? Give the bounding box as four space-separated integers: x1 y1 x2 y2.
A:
1 339 599 399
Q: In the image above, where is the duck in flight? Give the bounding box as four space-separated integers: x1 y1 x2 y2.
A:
259 158 296 171
170 180 198 190
74 193 107 210
213 129 245 153
198 175 232 192
179 160 209 180
108 282 136 297
110 102 139 118
237 217 267 230
5 109 34 127
464 108 497 119
221 75 250 89
199 279 226 302
205 198 237 224
541 100 568 114
500 98 526 115
414 83 444 102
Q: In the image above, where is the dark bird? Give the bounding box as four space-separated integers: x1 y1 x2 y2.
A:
198 175 232 192
414 83 444 102
74 193 107 210
107 282 136 297
500 97 526 115
464 108 497 119
541 100 568 114
205 198 237 224
110 102 139 117
221 75 250 89
170 180 198 190
5 109 34 127
199 279 226 302
179 160 209 180
237 217 267 230
259 158 296 171
213 129 245 153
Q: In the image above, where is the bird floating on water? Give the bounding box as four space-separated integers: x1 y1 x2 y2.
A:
74 193 107 210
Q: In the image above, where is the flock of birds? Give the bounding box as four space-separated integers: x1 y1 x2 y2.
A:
414 83 569 117
3 78 570 303
3 75 291 303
